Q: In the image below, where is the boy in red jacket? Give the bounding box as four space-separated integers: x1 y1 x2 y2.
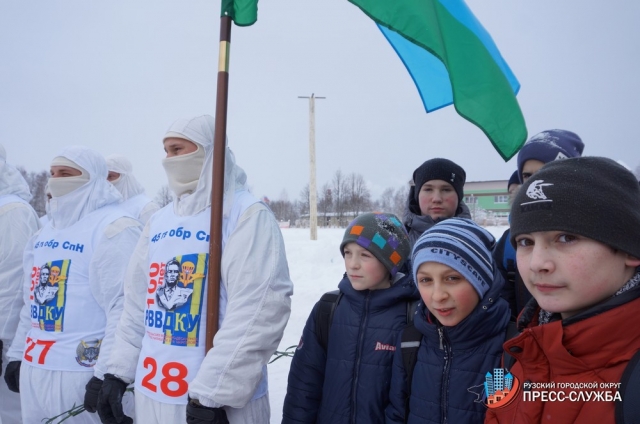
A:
486 156 640 423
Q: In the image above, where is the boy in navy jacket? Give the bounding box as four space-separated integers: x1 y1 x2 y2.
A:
386 218 509 424
282 212 419 423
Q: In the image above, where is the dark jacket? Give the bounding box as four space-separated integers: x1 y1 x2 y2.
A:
486 282 640 424
403 186 472 247
493 228 531 321
282 273 419 424
386 268 510 424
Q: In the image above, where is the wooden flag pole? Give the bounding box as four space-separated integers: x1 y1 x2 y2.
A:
206 15 232 353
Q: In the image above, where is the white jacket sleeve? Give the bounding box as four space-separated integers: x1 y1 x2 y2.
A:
104 222 152 383
7 231 40 361
189 203 294 408
90 217 142 380
0 203 40 346
138 201 160 226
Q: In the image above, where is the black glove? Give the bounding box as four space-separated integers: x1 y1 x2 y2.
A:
96 373 133 424
186 398 229 424
4 360 20 393
84 376 103 413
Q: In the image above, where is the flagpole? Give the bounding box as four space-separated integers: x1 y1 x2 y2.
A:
206 14 232 353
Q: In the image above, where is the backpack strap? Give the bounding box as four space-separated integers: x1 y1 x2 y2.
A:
502 320 520 371
406 300 419 324
400 323 422 423
616 349 640 424
505 259 517 285
315 290 342 352
496 229 517 286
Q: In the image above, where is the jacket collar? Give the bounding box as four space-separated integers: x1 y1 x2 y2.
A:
337 272 419 311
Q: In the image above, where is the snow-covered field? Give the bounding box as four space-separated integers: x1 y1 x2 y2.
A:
268 225 509 423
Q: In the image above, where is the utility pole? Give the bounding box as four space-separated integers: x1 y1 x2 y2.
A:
298 93 325 240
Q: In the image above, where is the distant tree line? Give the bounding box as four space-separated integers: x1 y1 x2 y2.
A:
18 168 48 217
269 169 409 228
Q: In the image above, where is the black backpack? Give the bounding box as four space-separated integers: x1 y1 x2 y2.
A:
315 289 418 352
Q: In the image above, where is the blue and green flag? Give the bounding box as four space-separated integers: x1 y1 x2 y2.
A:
348 0 527 160
221 0 258 26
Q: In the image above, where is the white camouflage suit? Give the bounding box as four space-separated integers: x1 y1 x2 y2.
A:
105 115 294 423
6 146 142 423
0 144 41 424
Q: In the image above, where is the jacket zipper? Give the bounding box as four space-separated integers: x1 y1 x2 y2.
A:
350 292 370 424
438 326 452 424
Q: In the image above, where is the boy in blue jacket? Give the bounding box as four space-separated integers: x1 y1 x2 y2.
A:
386 218 510 424
282 212 419 423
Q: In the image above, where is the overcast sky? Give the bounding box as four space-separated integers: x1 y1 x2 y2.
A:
1 0 639 202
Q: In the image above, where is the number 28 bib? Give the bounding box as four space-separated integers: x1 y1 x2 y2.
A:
135 207 215 404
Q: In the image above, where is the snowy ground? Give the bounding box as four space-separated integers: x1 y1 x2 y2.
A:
268 225 509 423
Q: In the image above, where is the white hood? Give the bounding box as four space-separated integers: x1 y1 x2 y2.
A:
48 146 123 229
163 115 247 217
0 143 32 202
106 154 146 200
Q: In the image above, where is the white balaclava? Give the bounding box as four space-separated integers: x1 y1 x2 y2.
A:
47 146 122 229
161 142 206 197
48 156 90 198
105 154 146 200
160 115 247 217
0 143 33 202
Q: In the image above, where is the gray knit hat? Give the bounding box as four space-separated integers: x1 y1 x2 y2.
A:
510 156 640 259
340 212 411 277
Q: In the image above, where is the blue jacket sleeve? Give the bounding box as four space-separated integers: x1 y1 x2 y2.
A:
282 302 327 423
385 332 409 424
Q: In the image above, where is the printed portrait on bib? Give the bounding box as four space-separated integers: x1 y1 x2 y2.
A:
34 264 58 305
156 259 196 311
149 253 208 347
32 260 70 332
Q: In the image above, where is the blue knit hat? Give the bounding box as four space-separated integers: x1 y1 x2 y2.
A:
412 218 495 298
516 129 584 183
507 170 519 190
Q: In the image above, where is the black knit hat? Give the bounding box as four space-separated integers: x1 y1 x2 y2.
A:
412 158 466 205
340 212 411 277
510 157 640 259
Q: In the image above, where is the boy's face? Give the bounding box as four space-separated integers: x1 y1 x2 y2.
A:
521 159 545 183
50 165 82 178
107 171 121 182
418 180 458 220
163 137 198 158
416 261 479 326
343 242 391 291
508 183 520 205
515 231 640 319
